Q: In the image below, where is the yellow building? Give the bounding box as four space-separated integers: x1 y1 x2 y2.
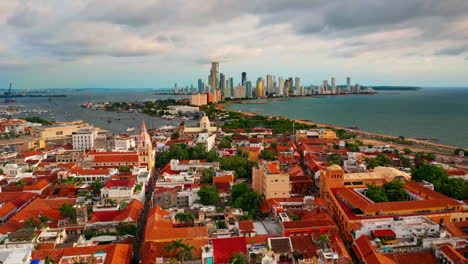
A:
137 121 155 171
295 129 337 141
190 93 208 106
30 122 90 141
252 161 290 199
17 139 46 152
319 165 466 236
257 80 264 97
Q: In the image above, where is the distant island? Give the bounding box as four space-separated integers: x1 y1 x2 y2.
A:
368 86 422 91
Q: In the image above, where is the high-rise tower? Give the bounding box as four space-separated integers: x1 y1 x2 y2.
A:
241 72 247 86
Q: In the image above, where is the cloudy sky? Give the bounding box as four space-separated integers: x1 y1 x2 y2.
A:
1 0 468 89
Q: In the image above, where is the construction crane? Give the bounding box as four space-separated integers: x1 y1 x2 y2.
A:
3 83 16 103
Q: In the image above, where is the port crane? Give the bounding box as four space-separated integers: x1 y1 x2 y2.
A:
3 83 16 103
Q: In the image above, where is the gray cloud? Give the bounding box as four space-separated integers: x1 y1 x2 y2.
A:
435 45 468 56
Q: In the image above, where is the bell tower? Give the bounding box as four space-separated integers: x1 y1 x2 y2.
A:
137 121 154 170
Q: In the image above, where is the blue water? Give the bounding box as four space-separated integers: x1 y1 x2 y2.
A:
8 89 191 134
226 88 468 148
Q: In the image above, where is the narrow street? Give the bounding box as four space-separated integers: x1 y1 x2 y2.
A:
131 168 158 264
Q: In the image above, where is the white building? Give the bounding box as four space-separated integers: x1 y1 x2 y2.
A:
170 159 220 171
100 179 144 202
196 133 216 151
167 105 200 115
72 127 97 150
355 216 440 242
114 135 136 151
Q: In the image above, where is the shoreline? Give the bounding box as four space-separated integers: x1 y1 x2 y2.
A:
215 101 461 152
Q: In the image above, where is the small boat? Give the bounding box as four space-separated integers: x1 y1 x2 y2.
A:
127 126 135 132
107 119 112 123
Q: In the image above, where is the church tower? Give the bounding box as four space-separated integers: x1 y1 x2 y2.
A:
137 121 154 171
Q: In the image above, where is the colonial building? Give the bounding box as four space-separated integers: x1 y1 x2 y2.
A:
178 114 217 139
137 121 155 171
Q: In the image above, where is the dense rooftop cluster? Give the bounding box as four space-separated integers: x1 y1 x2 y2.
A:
0 107 466 264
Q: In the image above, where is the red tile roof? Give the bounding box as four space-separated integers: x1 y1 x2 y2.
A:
238 220 254 231
93 154 138 163
89 200 143 223
144 206 208 242
372 229 396 237
103 179 136 189
31 243 133 264
212 237 247 264
266 162 281 174
0 198 76 234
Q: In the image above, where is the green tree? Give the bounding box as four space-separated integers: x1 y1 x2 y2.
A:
230 253 248 264
366 184 388 203
329 153 343 166
315 234 331 250
116 222 137 236
59 203 77 220
44 256 57 264
197 186 219 205
260 149 277 160
171 132 180 140
24 217 40 228
118 165 131 172
411 161 447 183
219 136 232 148
201 168 214 184
38 213 53 227
403 148 412 155
270 141 278 148
84 228 100 239
178 242 196 261
454 148 466 156
90 180 103 196
16 179 27 186
175 212 195 227
219 156 257 179
164 239 185 259
382 181 408 201
231 183 250 202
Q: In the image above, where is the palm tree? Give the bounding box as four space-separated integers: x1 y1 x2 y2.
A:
38 213 53 227
44 256 57 264
24 217 39 228
230 253 248 264
90 180 103 196
316 234 331 250
164 239 185 259
177 242 196 261
175 212 195 227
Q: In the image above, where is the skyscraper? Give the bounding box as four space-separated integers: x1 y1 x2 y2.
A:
278 76 284 96
209 62 219 91
288 77 294 96
229 77 234 97
220 73 227 97
322 80 328 93
331 77 336 94
241 72 247 86
174 82 178 94
245 81 252 98
346 77 351 92
256 78 264 97
266 74 273 95
198 79 204 93
295 77 301 95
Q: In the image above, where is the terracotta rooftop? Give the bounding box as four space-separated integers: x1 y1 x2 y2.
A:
0 198 76 234
89 200 143 223
269 237 292 254
212 237 247 264
31 243 133 264
103 179 136 189
144 206 208 242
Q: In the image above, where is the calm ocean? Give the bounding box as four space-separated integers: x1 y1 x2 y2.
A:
226 88 468 148
6 88 468 148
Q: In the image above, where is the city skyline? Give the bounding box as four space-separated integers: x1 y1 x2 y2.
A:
1 0 468 89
